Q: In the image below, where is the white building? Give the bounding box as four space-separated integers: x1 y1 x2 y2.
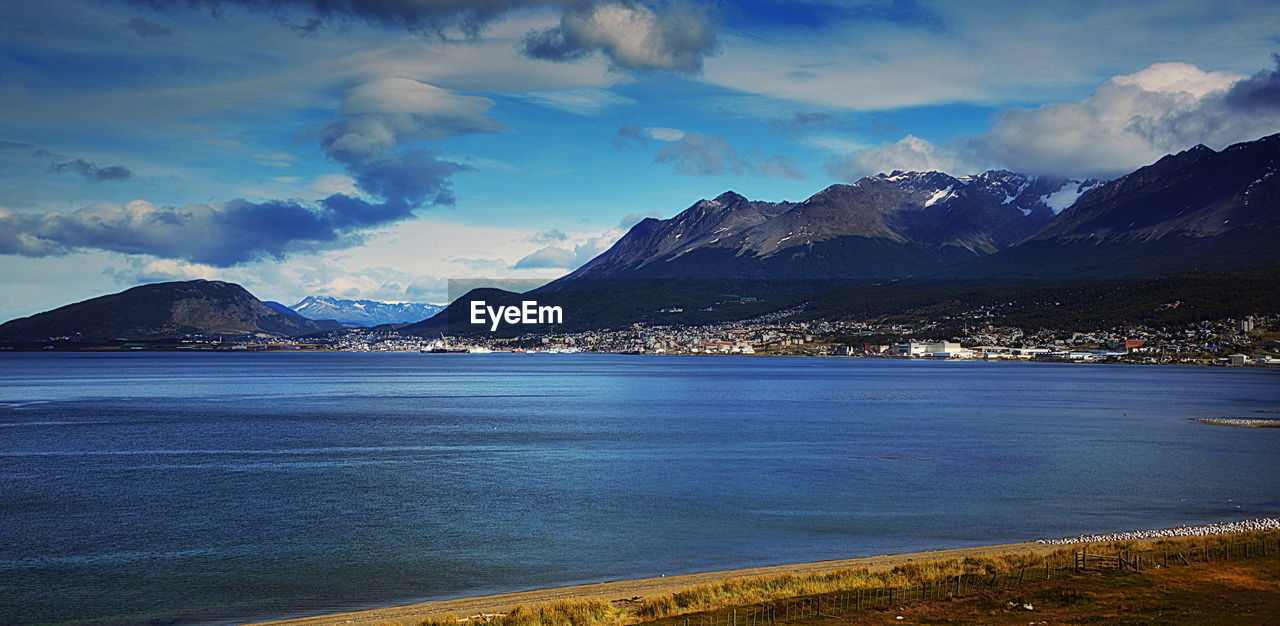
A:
891 341 971 358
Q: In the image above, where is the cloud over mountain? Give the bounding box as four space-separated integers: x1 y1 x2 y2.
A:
832 57 1280 180
982 59 1280 177
826 134 984 180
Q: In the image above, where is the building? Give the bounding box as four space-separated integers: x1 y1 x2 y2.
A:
1228 353 1248 366
890 341 970 358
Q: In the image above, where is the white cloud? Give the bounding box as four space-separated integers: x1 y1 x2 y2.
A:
322 77 506 163
511 229 622 269
512 245 578 269
513 87 635 115
303 174 362 200
701 1 1280 111
981 60 1280 177
131 258 220 282
800 134 868 154
826 135 983 179
828 57 1280 179
643 126 685 141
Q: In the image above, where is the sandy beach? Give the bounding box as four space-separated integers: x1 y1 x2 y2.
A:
256 541 1058 626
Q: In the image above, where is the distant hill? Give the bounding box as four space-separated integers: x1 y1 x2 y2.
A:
0 280 341 342
290 296 445 327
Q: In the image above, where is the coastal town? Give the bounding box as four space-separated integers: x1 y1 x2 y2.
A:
312 313 1280 367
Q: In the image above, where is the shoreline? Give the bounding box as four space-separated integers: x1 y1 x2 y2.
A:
254 541 1056 626
4 349 1277 370
257 518 1280 626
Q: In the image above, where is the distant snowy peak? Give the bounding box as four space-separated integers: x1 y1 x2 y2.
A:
865 169 1101 213
291 296 444 327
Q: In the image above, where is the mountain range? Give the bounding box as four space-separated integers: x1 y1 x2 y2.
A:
5 134 1279 343
547 134 1280 286
286 296 445 327
546 170 1101 284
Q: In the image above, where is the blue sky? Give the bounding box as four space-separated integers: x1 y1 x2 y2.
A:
2 0 1280 318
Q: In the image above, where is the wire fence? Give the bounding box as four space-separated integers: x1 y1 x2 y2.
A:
641 535 1280 625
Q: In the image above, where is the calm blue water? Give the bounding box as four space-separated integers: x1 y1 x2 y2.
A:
1 353 1278 624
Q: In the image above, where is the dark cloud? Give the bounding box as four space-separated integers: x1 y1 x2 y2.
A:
345 149 470 212
130 0 721 72
527 229 568 244
127 0 542 37
124 18 172 37
521 1 719 73
653 132 805 179
275 15 324 35
1224 53 1280 112
2 147 467 265
52 159 133 181
0 72 500 268
612 123 650 149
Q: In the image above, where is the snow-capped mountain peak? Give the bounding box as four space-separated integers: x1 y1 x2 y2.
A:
289 296 445 327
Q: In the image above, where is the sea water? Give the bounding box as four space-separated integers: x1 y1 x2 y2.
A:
1 353 1277 624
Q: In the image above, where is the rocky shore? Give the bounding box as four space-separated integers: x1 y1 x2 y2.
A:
1039 518 1280 545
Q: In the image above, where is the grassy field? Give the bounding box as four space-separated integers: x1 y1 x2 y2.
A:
405 532 1280 626
645 546 1280 624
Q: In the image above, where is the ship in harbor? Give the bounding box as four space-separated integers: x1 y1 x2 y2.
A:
421 334 468 354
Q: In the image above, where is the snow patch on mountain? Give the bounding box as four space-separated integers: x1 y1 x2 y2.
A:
1042 180 1103 214
924 186 955 207
291 296 445 327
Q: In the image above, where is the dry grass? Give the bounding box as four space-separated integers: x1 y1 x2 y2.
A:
415 599 617 626
414 530 1280 626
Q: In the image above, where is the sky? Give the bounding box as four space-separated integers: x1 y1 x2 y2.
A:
2 0 1280 319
